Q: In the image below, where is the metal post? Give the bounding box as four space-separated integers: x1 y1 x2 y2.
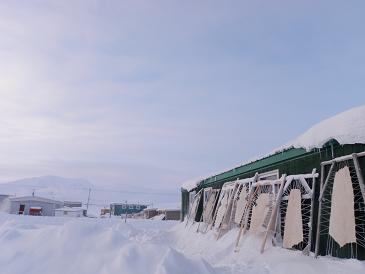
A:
315 164 325 258
125 200 127 223
86 188 91 211
352 153 365 204
304 168 316 256
319 162 334 201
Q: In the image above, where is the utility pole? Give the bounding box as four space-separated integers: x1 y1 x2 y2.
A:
86 188 91 212
125 200 127 223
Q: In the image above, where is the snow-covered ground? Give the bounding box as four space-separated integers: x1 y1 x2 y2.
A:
0 213 364 274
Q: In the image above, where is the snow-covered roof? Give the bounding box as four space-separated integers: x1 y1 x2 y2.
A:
9 196 64 205
181 105 365 191
181 177 204 192
281 105 365 151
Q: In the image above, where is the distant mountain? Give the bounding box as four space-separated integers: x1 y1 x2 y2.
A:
0 175 94 203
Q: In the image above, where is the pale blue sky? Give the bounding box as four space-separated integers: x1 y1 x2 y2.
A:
0 0 365 193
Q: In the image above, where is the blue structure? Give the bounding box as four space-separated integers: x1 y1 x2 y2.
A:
110 203 147 216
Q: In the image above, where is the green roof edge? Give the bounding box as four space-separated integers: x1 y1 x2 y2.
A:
198 147 308 188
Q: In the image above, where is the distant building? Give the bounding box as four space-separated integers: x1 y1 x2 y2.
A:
143 208 158 219
9 196 63 216
0 194 11 212
0 194 10 203
63 201 83 208
110 203 148 216
100 208 110 217
157 209 181 221
55 207 85 217
0 194 10 207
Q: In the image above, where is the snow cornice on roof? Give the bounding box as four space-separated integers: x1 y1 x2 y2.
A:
181 105 365 191
9 196 64 204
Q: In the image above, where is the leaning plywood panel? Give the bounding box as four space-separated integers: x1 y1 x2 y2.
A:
329 166 356 247
203 190 218 223
214 192 229 229
234 188 248 225
250 193 271 233
185 190 202 226
283 189 303 248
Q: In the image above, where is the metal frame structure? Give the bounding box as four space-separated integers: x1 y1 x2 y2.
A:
276 169 318 255
315 152 365 259
197 188 221 233
185 189 203 227
235 175 286 251
211 181 238 239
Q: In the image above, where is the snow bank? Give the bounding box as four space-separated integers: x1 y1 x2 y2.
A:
0 213 364 274
0 214 218 274
173 222 365 274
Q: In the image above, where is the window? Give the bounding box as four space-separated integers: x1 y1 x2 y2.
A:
122 204 126 209
18 204 25 215
258 169 279 181
136 205 140 210
204 187 212 203
129 204 134 209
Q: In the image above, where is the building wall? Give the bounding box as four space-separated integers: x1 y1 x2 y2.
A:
64 201 82 208
144 209 158 219
10 200 63 216
111 204 148 216
55 210 83 217
164 210 180 220
181 143 365 259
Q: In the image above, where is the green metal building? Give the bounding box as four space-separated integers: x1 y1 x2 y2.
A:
181 142 365 259
180 105 365 261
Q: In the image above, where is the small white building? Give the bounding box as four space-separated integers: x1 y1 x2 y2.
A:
10 196 63 216
54 207 85 217
63 201 83 208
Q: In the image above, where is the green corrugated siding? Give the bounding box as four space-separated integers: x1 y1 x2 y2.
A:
180 143 365 259
199 148 308 189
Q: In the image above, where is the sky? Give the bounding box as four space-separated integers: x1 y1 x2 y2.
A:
0 0 365 194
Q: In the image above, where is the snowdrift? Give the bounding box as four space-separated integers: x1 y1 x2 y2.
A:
0 213 364 274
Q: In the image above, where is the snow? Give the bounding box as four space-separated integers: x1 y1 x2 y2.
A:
10 195 63 204
0 213 364 274
181 178 203 192
182 105 365 191
282 105 365 151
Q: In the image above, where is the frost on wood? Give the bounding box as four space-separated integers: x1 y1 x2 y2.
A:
214 191 230 228
283 189 303 249
203 191 217 223
234 188 248 225
250 193 271 233
213 184 236 229
329 166 356 247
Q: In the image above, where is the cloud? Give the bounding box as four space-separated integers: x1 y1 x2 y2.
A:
0 0 365 201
